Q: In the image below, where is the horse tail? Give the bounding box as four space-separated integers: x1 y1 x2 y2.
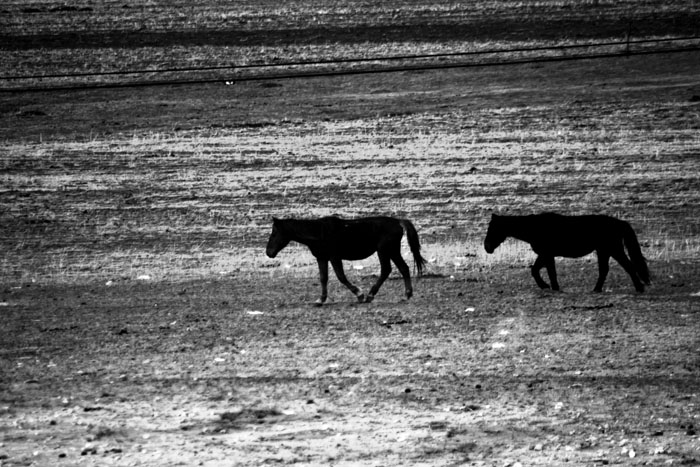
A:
622 221 651 284
400 219 426 276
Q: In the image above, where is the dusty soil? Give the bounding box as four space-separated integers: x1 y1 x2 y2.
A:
1 1 700 466
1 270 699 466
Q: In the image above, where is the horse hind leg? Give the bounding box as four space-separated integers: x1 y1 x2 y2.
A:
315 258 329 306
366 251 392 303
593 251 610 293
531 256 551 289
330 258 365 303
391 252 413 299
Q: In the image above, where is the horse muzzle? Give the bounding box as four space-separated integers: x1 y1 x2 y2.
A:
266 247 278 258
484 242 495 254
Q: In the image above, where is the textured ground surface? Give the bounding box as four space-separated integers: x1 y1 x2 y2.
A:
1 1 699 465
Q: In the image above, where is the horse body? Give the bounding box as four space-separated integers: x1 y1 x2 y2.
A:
484 212 650 292
499 213 620 257
266 216 426 305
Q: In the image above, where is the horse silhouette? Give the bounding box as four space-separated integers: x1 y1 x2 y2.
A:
266 216 426 305
484 212 650 292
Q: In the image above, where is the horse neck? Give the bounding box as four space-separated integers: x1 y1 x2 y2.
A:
501 215 538 244
281 219 325 245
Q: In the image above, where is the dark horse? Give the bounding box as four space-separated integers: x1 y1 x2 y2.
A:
266 216 426 305
484 213 650 292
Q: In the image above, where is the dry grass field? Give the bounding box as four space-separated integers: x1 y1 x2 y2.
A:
1 1 699 466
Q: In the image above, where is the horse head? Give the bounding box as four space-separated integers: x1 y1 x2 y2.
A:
484 214 506 254
266 218 291 258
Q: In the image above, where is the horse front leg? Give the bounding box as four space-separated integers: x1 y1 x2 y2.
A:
316 258 329 306
330 258 365 303
544 257 560 291
610 250 645 293
531 255 551 289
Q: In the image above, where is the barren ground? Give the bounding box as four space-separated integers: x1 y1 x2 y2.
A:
1 1 699 466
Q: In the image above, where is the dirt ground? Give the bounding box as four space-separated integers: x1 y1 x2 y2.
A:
1 267 699 466
1 1 700 466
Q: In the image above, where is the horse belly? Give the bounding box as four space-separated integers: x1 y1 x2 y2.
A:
535 237 595 258
341 246 377 261
562 229 616 258
560 246 595 258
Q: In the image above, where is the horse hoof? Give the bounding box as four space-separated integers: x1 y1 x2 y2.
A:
364 295 375 303
356 294 365 303
314 299 325 307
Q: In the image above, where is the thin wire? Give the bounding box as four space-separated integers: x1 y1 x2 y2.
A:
1 36 698 81
1 44 698 94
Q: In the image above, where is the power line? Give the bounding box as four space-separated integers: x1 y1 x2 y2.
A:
1 42 698 94
1 36 697 81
